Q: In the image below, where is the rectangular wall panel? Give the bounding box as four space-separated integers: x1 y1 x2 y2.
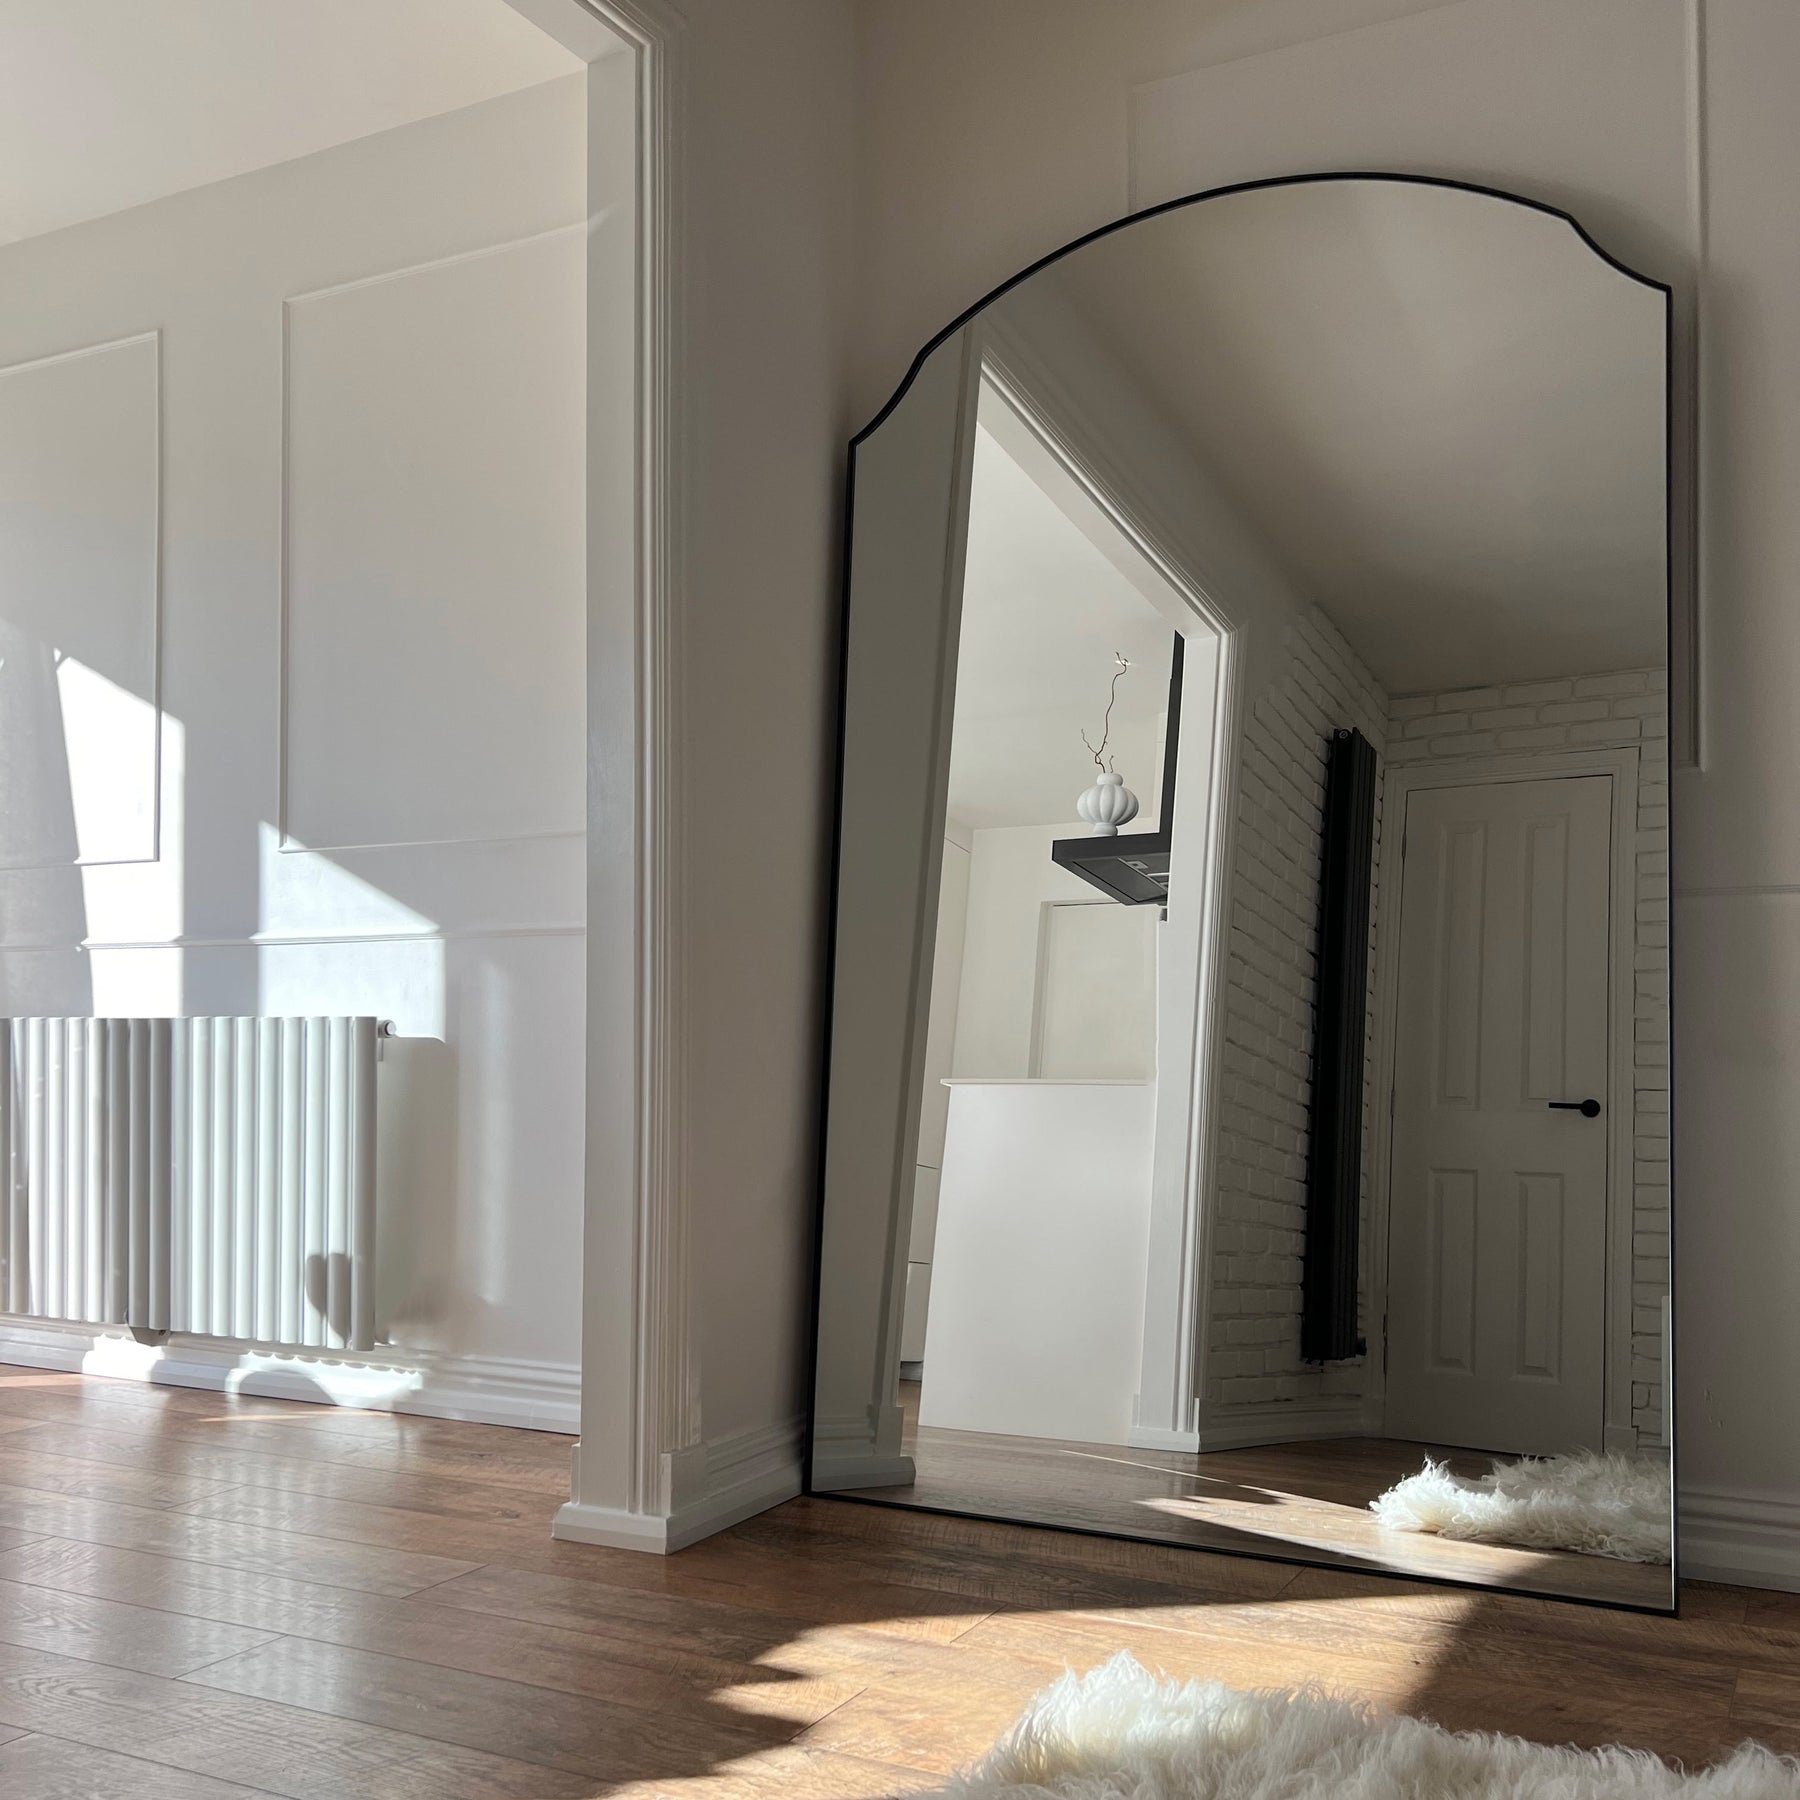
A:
283 231 585 851
0 335 159 869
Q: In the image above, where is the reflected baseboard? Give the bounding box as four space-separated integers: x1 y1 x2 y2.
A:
1194 1398 1378 1453
1681 1484 1800 1592
812 1451 917 1492
1129 1422 1203 1453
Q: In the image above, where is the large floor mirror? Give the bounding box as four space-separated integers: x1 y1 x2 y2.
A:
810 174 1674 1611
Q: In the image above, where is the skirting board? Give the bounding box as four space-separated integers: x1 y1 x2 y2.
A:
1681 1485 1800 1593
553 1417 804 1553
1128 1422 1204 1453
0 1316 579 1433
1192 1398 1377 1453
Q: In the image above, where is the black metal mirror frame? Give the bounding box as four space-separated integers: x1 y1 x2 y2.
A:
806 170 1679 1614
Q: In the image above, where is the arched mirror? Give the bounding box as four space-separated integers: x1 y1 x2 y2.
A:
810 175 1674 1611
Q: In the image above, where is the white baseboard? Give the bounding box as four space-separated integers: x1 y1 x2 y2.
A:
553 1417 804 1554
1194 1397 1375 1453
0 1316 580 1433
1681 1485 1800 1592
809 1451 917 1492
1129 1423 1203 1453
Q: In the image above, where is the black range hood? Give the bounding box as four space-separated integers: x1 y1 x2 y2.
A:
1050 633 1183 906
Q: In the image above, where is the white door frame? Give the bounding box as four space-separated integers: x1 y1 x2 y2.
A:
1368 746 1641 1453
978 320 1244 1453
501 0 702 1550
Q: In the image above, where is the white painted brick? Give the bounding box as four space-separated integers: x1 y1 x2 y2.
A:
1503 679 1575 705
1571 717 1639 743
1539 699 1611 724
1496 725 1569 750
1209 607 1390 1414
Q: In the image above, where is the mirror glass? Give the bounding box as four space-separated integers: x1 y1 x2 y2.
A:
811 177 1673 1610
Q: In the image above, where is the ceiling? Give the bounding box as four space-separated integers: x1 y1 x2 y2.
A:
1025 178 1667 696
948 422 1177 833
0 0 581 246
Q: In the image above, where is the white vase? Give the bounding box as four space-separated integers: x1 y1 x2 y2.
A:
1077 771 1139 837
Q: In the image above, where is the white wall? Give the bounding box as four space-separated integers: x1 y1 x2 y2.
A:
853 0 1800 1585
952 824 1152 1079
0 78 590 1423
664 0 859 1509
1204 607 1389 1425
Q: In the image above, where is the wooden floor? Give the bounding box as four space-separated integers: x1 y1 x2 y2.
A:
847 1393 1672 1608
0 1369 1784 1798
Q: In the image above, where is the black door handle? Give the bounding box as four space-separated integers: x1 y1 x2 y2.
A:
1548 1098 1602 1118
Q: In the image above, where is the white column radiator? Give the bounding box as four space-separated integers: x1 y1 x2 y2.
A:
0 1016 379 1352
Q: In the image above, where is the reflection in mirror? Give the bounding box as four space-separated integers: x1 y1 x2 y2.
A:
811 177 1673 1610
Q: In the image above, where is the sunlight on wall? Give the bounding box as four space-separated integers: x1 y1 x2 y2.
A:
255 825 446 1041
79 670 185 1015
56 650 157 864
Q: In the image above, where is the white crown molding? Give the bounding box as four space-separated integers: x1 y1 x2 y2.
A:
0 1317 580 1433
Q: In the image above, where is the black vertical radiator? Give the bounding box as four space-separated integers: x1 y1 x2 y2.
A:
1301 726 1378 1363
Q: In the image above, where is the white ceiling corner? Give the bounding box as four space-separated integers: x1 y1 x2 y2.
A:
0 0 582 247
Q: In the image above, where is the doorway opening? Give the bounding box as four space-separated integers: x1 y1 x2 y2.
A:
878 357 1236 1514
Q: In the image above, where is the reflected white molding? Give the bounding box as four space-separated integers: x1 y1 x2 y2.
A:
979 310 1243 1457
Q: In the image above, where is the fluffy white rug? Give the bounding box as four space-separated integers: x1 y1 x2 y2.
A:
934 1655 1795 1799
1369 1450 1672 1564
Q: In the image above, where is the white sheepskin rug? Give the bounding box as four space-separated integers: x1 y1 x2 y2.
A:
933 1655 1797 1799
1369 1450 1672 1564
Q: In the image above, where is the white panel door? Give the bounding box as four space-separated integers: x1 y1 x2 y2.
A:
1386 775 1612 1455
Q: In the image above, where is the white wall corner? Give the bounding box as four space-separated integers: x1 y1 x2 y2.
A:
1680 1486 1800 1593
